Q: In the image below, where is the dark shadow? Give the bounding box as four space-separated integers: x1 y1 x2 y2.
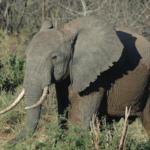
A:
55 76 70 129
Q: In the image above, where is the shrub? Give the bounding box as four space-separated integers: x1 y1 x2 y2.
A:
0 54 24 92
0 29 26 92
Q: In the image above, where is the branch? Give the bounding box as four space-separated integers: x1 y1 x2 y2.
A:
118 106 131 150
90 114 100 150
58 3 101 17
80 0 87 16
58 3 81 16
4 1 10 33
131 1 150 26
16 0 28 33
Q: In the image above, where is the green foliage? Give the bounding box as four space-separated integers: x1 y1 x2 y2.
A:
1 117 150 150
45 124 93 150
0 29 26 92
0 54 24 92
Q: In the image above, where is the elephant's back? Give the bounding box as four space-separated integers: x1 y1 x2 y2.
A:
107 62 149 116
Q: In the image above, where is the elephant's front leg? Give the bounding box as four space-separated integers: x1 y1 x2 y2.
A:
68 87 104 128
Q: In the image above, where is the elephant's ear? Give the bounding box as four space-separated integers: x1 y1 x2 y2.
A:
71 26 123 93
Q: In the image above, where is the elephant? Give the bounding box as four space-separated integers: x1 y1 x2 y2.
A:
0 14 150 144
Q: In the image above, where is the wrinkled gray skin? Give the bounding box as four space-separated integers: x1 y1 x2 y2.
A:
9 15 150 144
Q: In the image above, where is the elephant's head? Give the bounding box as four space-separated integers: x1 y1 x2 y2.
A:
22 24 75 109
0 16 123 137
0 20 78 113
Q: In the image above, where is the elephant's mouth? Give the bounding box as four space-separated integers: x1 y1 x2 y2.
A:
0 86 49 114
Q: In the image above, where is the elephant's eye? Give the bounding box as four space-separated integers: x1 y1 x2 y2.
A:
52 55 57 60
51 52 63 64
51 52 59 61
51 53 61 64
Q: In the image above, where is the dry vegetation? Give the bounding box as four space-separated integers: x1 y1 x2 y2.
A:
0 0 150 149
0 0 150 32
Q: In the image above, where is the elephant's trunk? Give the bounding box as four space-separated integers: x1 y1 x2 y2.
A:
21 56 52 135
25 86 49 110
21 83 43 136
8 83 44 144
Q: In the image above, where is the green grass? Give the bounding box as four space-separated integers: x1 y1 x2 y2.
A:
0 111 149 150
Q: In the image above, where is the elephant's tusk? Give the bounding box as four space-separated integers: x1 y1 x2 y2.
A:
25 86 49 110
0 89 25 114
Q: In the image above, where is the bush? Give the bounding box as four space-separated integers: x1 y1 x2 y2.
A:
0 29 26 92
0 54 24 92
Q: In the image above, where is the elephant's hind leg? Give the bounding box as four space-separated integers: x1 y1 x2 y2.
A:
68 87 104 128
142 95 150 137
